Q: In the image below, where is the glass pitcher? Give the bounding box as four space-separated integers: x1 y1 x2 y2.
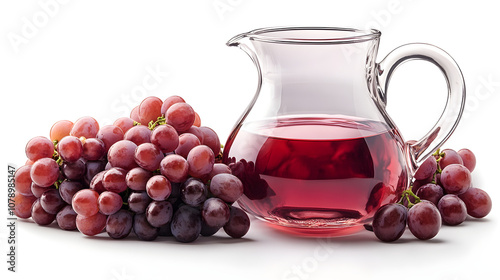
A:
223 27 465 236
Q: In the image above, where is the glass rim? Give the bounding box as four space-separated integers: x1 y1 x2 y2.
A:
244 26 381 44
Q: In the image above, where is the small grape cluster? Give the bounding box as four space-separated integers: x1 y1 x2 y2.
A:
14 95 250 243
369 148 492 242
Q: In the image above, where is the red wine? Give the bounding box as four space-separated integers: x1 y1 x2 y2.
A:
223 116 408 235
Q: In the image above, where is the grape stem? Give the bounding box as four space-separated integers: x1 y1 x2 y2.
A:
148 116 166 130
432 148 446 174
397 187 421 208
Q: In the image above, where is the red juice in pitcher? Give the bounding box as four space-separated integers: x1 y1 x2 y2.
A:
223 116 408 235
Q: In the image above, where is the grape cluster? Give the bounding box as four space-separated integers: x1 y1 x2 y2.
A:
14 95 250 243
370 148 492 242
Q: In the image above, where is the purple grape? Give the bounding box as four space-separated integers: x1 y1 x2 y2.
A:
200 221 221 237
146 200 173 227
372 203 408 242
407 200 441 240
171 205 202 243
59 180 85 204
181 178 207 206
40 188 66 214
414 156 437 181
62 158 86 180
31 199 56 226
223 206 250 238
437 194 467 225
133 213 159 241
128 192 152 214
84 160 106 186
31 183 54 198
440 164 472 195
89 171 106 194
459 188 492 218
202 198 230 228
106 210 133 239
209 173 244 204
415 183 444 206
56 205 77 230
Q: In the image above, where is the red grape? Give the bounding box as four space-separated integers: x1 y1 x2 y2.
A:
76 213 106 236
15 165 33 196
72 189 100 217
161 95 185 115
151 124 179 153
113 117 135 134
186 126 204 142
166 102 195 132
223 206 250 238
25 136 54 162
126 167 152 191
459 188 492 218
199 126 221 157
89 171 107 194
82 138 106 160
61 158 85 180
407 200 441 240
31 183 54 198
175 133 200 158
50 120 73 142
134 143 163 171
108 140 138 170
372 203 408 242
414 156 437 181
437 194 467 226
146 175 172 201
160 154 189 183
124 125 151 146
70 116 99 138
187 145 215 178
30 158 60 187
103 167 128 193
458 148 476 172
96 125 124 152
13 192 37 219
130 106 141 123
193 112 201 127
209 173 243 204
57 136 83 162
440 164 472 195
439 149 463 169
98 191 123 215
138 96 163 125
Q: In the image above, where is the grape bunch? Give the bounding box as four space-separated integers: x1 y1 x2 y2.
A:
369 148 492 242
14 95 250 243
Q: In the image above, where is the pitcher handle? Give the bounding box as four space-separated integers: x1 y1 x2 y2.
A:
376 43 466 175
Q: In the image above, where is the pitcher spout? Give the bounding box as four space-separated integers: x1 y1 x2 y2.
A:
226 32 248 47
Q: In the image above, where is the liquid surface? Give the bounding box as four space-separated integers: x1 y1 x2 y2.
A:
223 116 408 235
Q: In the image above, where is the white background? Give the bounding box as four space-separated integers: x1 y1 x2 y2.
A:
1 1 499 280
